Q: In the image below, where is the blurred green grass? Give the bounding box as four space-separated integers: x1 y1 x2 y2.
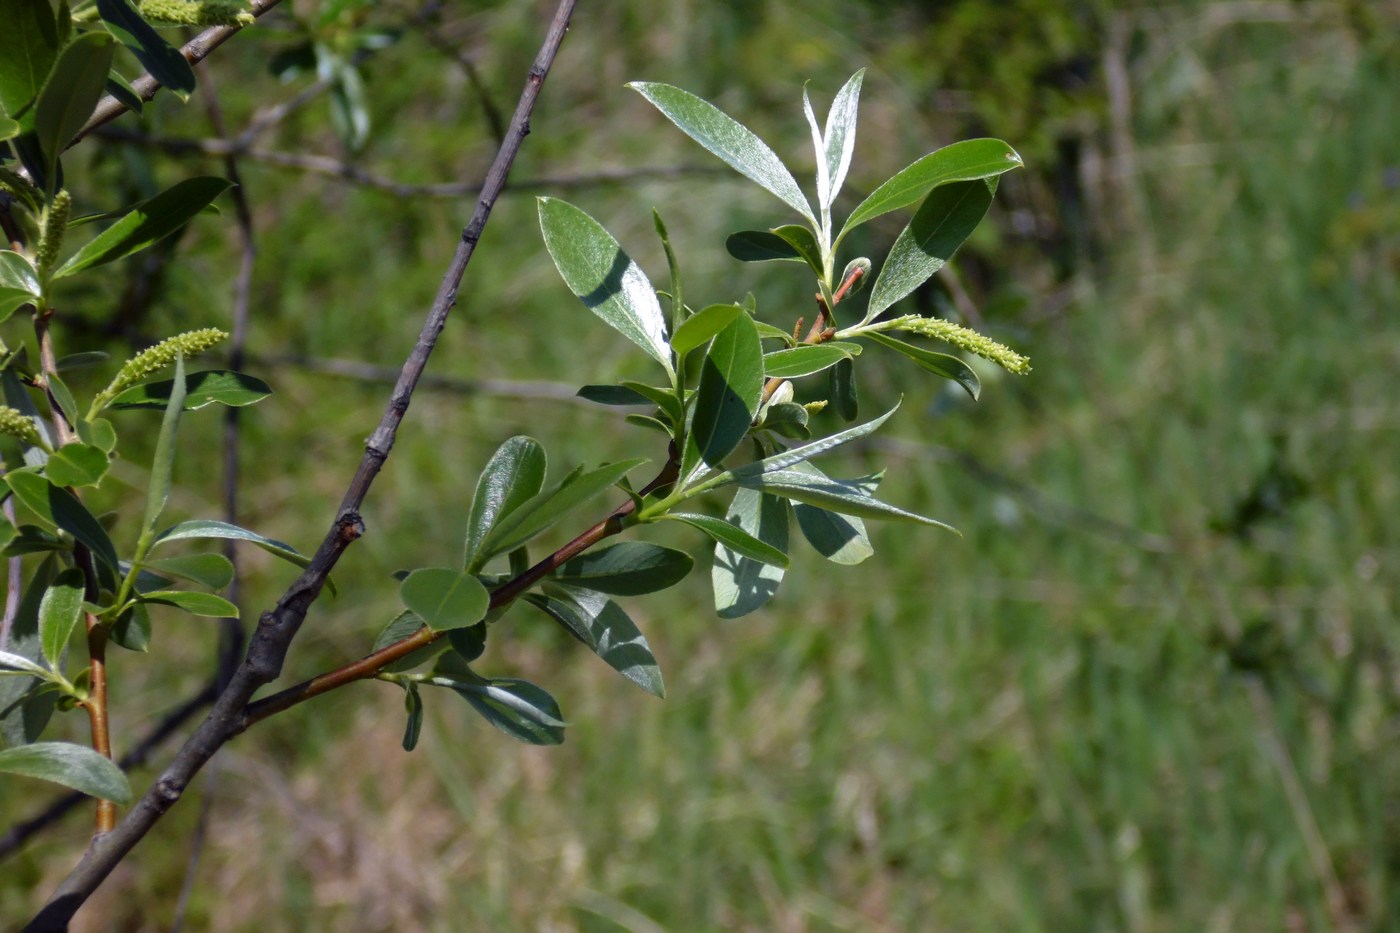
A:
5 1 1399 930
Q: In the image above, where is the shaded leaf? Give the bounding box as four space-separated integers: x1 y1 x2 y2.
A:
0 0 60 118
711 488 787 619
480 458 647 559
576 384 650 407
107 370 272 410
142 553 234 591
628 82 813 222
0 741 131 803
725 230 803 264
865 332 981 401
830 357 858 421
109 602 150 652
769 224 823 274
140 590 238 618
736 469 957 531
663 512 788 567
4 469 120 570
371 610 443 674
34 32 115 184
97 0 196 101
726 401 901 483
526 586 663 697
44 443 108 487
142 352 185 534
553 542 693 595
538 198 672 373
692 312 762 467
463 436 546 572
790 462 874 565
865 180 994 322
400 568 489 633
401 683 423 752
38 568 84 671
444 677 565 745
55 177 232 277
153 519 312 575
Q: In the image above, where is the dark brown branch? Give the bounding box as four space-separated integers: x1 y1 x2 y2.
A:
26 2 578 927
70 0 285 149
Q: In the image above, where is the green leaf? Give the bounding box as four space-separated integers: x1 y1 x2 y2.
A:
791 462 873 565
371 610 443 674
77 417 117 453
576 384 650 407
4 469 120 570
537 198 672 374
820 70 864 209
399 568 489 633
107 370 272 410
463 436 546 572
619 381 684 424
842 138 1021 236
754 321 797 345
662 512 789 567
109 602 150 652
692 312 762 467
865 332 981 401
447 623 486 663
56 351 111 372
139 590 238 618
0 741 131 804
153 519 311 574
737 469 957 531
711 488 788 619
400 682 423 752
104 71 143 113
0 286 36 323
0 249 40 296
725 230 803 264
0 649 53 678
43 443 108 487
670 303 743 357
553 542 693 596
628 82 814 222
480 458 647 559
864 180 995 323
762 343 858 379
526 586 664 697
34 32 116 185
759 402 810 439
142 351 185 534
830 357 858 422
0 669 58 746
142 553 234 590
447 677 565 745
55 177 233 278
96 0 196 101
0 0 60 119
726 401 901 483
45 372 79 426
768 224 823 274
38 568 85 671
0 525 64 557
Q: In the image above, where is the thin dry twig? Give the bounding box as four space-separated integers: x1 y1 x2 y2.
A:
25 2 579 927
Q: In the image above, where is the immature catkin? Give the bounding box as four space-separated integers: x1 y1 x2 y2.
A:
137 0 254 26
35 190 71 281
888 315 1032 375
102 328 228 399
0 406 42 447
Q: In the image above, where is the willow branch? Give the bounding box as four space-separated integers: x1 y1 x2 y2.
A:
26 2 578 927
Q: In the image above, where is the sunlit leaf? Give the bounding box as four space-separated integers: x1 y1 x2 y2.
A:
553 542 693 596
463 436 546 572
38 568 84 671
864 332 981 401
526 586 664 697
55 177 233 278
0 741 131 803
842 138 1021 235
34 32 115 184
139 590 238 618
107 370 272 410
692 312 762 466
711 488 787 619
399 568 489 632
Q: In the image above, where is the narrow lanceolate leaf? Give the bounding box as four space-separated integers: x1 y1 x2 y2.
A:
4 469 120 571
400 568 489 632
107 371 272 410
38 568 84 671
737 469 958 532
865 332 980 401
803 85 829 208
0 0 60 119
628 82 814 223
762 343 858 380
726 401 901 483
142 553 235 591
537 198 672 373
54 177 233 278
662 512 789 568
463 436 546 572
830 357 858 422
842 138 1021 235
526 586 664 697
553 542 693 596
401 683 423 752
0 742 132 803
34 32 115 184
44 443 109 487
693 312 762 467
790 462 874 565
711 488 788 620
864 180 995 323
139 590 239 618
768 224 823 274
725 230 803 264
821 70 865 208
0 650 53 678
143 352 186 534
479 459 647 559
153 520 311 573
447 678 566 745
97 0 197 100
671 303 743 357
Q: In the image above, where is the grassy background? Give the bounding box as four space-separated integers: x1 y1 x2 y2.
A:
4 1 1399 929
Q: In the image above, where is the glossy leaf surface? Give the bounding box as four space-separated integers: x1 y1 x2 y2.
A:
447 677 566 745
107 371 272 410
663 512 789 567
692 312 762 466
97 0 196 100
55 177 233 277
737 469 957 531
671 303 743 356
553 542 693 595
142 553 235 591
526 585 664 697
843 138 1021 234
791 462 874 565
481 459 646 558
762 343 858 379
463 436 546 572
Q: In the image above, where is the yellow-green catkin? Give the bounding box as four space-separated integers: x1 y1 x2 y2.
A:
100 328 228 401
889 315 1032 375
0 406 42 447
35 190 71 282
137 0 254 26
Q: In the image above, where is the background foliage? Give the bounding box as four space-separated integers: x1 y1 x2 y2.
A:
4 0 1398 929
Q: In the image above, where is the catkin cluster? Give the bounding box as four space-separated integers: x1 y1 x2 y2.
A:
98 328 229 403
887 315 1032 375
0 406 42 448
137 0 255 26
